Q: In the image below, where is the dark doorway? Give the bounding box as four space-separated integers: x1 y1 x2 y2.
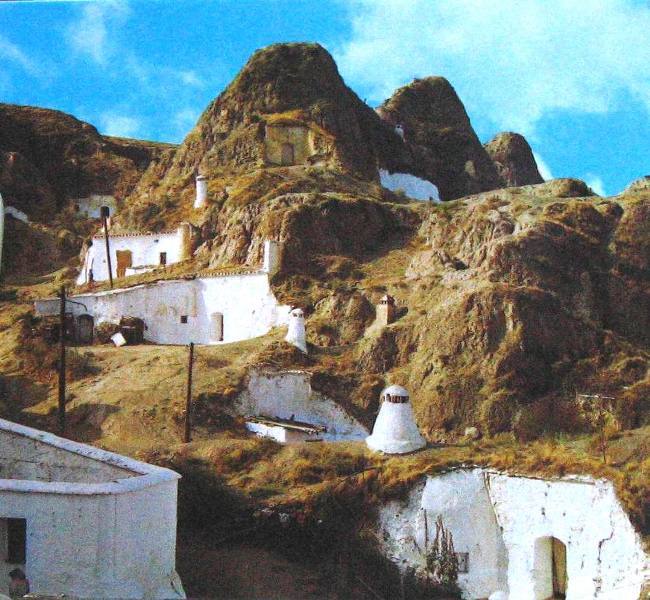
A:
5 518 26 564
280 143 295 166
77 314 94 345
159 252 167 266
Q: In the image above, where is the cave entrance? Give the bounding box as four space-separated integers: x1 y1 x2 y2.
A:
280 143 295 166
533 536 567 599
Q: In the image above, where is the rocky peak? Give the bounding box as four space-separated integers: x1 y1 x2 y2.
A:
377 77 501 200
484 132 544 187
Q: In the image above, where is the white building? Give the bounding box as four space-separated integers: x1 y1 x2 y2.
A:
76 224 193 285
0 418 184 599
378 468 649 600
70 195 118 219
194 175 207 209
236 370 368 441
366 385 426 454
37 269 289 346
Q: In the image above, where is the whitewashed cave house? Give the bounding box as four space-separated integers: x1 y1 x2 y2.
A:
76 223 194 285
378 467 649 600
0 418 184 599
37 240 289 346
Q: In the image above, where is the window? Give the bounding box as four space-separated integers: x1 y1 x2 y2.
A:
159 252 167 266
6 519 26 564
180 315 188 324
456 552 469 574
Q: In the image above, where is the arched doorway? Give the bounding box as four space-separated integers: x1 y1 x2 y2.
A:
280 143 295 166
77 314 94 345
533 537 567 599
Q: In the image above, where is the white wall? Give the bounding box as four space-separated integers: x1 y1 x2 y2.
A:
487 472 648 600
77 230 184 285
38 273 290 346
235 370 368 441
0 428 135 483
71 195 117 219
376 469 649 600
0 481 183 599
379 169 440 202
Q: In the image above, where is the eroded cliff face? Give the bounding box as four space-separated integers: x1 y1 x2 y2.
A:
377 77 501 200
0 103 175 220
351 183 649 437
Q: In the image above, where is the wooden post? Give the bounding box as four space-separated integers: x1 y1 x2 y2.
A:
101 208 113 289
58 286 66 435
184 342 194 443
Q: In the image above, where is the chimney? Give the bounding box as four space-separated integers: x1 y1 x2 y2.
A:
194 175 207 209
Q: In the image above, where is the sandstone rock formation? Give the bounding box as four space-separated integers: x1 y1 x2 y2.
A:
377 77 501 200
484 132 544 187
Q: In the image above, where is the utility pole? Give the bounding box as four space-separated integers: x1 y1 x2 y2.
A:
184 342 194 443
101 206 113 289
58 286 66 435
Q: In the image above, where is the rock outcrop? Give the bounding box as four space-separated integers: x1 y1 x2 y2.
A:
484 132 544 187
377 77 501 200
0 104 175 220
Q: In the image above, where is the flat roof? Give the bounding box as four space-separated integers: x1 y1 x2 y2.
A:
0 418 179 496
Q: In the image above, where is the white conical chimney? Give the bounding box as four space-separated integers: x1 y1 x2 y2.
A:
194 175 207 209
285 307 307 353
366 384 426 454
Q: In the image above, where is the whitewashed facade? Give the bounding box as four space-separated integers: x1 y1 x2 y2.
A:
0 418 184 599
236 370 368 441
70 195 118 219
37 270 289 346
377 468 649 600
76 225 192 285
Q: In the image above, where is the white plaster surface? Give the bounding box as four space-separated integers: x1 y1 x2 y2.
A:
76 229 185 285
71 195 117 219
194 176 207 209
376 468 649 600
285 308 307 353
0 418 184 599
37 273 290 346
236 371 368 441
245 421 319 444
366 401 426 454
4 206 29 223
379 169 440 202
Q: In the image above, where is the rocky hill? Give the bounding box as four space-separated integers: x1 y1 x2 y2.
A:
1 42 648 443
0 103 175 220
484 131 544 187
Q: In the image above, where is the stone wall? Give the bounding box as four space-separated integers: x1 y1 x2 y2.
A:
264 124 315 166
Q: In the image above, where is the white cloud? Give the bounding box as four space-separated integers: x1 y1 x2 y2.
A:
173 108 201 134
178 70 205 88
0 34 39 76
99 112 141 138
66 0 130 65
335 0 650 136
533 152 553 181
585 174 607 196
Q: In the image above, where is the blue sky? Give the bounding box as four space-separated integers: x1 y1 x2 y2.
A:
1 0 649 196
